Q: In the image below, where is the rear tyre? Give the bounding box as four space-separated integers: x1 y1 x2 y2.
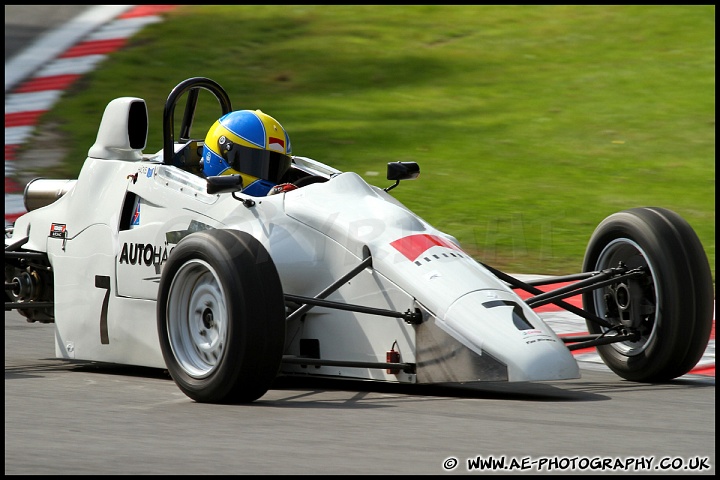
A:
157 229 285 403
582 207 713 382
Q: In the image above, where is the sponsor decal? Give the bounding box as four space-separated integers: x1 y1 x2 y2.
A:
521 329 545 336
137 165 156 178
49 223 67 238
119 222 214 268
119 242 173 267
130 200 141 226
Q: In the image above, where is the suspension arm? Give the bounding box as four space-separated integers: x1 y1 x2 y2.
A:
285 294 422 324
481 262 615 329
525 267 646 308
285 256 372 322
564 331 640 351
281 355 416 374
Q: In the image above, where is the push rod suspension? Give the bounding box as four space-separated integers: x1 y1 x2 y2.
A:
284 294 421 324
525 268 645 308
285 256 373 322
481 263 614 329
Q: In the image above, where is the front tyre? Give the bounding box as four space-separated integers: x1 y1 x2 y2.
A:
582 207 713 382
157 229 285 403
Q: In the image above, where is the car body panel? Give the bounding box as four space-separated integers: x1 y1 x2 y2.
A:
6 86 581 387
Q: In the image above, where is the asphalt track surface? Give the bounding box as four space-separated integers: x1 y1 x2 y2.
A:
5 309 716 475
5 6 716 475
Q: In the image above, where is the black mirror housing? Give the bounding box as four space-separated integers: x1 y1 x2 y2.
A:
207 174 243 194
386 162 420 181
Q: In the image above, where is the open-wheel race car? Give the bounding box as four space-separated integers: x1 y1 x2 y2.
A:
5 77 714 403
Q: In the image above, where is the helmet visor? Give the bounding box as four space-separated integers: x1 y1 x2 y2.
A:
222 140 291 183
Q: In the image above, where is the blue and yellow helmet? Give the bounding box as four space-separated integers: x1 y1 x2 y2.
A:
202 109 292 196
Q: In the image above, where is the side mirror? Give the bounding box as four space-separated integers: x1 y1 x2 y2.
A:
207 174 243 194
385 162 420 192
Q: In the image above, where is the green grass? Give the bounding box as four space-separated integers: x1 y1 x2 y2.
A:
32 5 715 280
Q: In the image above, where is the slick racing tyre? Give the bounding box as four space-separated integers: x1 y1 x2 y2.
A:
157 229 285 403
582 207 713 382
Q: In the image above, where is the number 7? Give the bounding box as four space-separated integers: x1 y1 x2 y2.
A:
95 275 111 344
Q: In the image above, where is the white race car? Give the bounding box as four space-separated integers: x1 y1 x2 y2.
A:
5 77 714 403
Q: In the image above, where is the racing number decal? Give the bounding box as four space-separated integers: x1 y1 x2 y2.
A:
483 300 534 330
95 275 111 344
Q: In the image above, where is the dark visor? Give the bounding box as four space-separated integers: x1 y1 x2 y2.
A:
221 140 291 184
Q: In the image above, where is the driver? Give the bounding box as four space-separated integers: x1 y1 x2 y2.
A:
201 109 295 196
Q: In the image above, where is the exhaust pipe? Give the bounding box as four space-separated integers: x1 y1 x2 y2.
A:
23 178 76 212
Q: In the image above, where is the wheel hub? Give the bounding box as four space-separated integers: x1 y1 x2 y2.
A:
202 307 214 329
610 282 635 327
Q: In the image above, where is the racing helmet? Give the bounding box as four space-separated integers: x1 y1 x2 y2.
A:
202 109 292 196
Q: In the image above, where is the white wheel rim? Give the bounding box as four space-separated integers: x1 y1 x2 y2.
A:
166 259 228 378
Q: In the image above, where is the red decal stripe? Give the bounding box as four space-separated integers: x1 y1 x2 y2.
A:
391 234 461 261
